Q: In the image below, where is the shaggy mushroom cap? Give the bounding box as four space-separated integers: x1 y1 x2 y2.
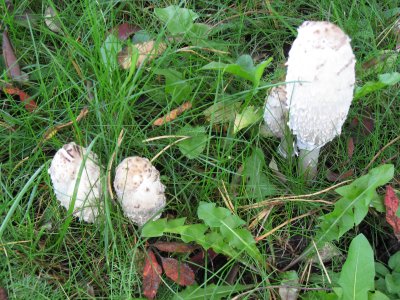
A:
263 85 288 139
114 156 166 226
48 142 103 223
286 21 356 150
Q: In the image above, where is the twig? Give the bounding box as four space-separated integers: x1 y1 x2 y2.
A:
255 209 320 242
219 180 235 213
142 135 190 143
107 129 125 200
240 180 351 210
242 198 333 210
364 135 400 171
311 240 331 284
153 102 192 126
150 136 190 163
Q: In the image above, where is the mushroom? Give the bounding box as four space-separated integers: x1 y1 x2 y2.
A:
286 21 356 179
48 142 103 223
263 85 293 157
114 156 166 226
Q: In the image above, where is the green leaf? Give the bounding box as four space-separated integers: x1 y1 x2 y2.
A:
141 218 186 237
317 164 394 242
132 30 152 44
354 72 400 99
179 224 208 243
368 290 390 300
388 252 400 272
197 202 236 228
100 34 122 70
338 234 375 300
233 105 262 134
375 262 390 277
172 284 252 300
154 69 192 104
202 55 272 87
154 6 198 35
176 125 208 159
385 272 400 295
243 147 276 200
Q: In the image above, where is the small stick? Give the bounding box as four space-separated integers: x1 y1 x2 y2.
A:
241 198 333 210
312 240 331 284
255 209 320 242
364 135 400 171
107 129 125 200
150 136 190 163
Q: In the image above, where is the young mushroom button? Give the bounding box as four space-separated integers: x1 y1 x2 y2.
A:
48 142 103 223
286 21 356 179
114 156 166 226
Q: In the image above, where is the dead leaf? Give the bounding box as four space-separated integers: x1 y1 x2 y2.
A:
44 6 62 33
161 257 195 286
189 249 217 272
0 287 8 300
2 86 37 111
153 102 192 126
2 30 22 81
362 117 374 135
152 241 198 253
113 23 140 41
326 169 354 182
143 250 162 300
347 137 355 159
385 185 400 240
118 41 166 69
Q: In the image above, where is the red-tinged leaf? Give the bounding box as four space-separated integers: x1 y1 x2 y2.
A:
326 169 354 182
161 257 195 286
347 137 355 159
385 185 400 240
362 117 374 135
2 30 21 80
152 241 198 253
142 250 162 300
3 86 37 112
0 287 8 300
112 23 140 41
189 250 205 272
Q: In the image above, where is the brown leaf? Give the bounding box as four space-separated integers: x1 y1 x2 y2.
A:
142 250 162 300
347 137 355 159
152 241 198 253
385 185 400 240
118 41 166 69
161 257 195 286
2 30 22 80
362 117 374 135
0 287 8 300
326 169 354 182
189 249 218 272
44 6 62 33
153 102 192 126
3 86 37 112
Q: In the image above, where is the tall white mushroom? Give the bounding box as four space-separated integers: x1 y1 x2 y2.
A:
286 21 356 179
114 156 166 226
48 142 103 223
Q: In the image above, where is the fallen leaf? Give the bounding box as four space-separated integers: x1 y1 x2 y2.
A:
143 250 162 300
115 23 140 40
161 257 195 286
362 117 374 135
44 6 62 33
3 86 37 111
153 102 192 126
347 137 355 159
326 169 354 182
233 105 262 134
385 185 400 240
2 30 22 80
279 271 299 300
152 241 198 253
0 287 8 300
119 41 166 69
189 249 217 272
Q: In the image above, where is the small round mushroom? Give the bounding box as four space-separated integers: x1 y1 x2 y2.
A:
114 156 166 226
263 85 293 157
48 142 103 223
286 21 356 179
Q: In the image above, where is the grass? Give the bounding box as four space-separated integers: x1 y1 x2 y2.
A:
1 0 399 299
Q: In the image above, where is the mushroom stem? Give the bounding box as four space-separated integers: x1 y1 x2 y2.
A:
277 137 296 158
298 147 320 180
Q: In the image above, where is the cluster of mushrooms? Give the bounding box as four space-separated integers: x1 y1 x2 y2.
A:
48 21 355 223
264 21 356 179
48 142 166 224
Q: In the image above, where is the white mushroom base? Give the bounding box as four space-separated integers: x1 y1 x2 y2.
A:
298 147 321 180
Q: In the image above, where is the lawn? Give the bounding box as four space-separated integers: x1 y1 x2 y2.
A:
1 0 399 299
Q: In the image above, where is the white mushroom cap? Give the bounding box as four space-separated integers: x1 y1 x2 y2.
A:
286 21 356 150
48 142 103 223
114 157 166 226
263 85 288 138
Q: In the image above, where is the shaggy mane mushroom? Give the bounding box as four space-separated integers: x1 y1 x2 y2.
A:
286 21 356 179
